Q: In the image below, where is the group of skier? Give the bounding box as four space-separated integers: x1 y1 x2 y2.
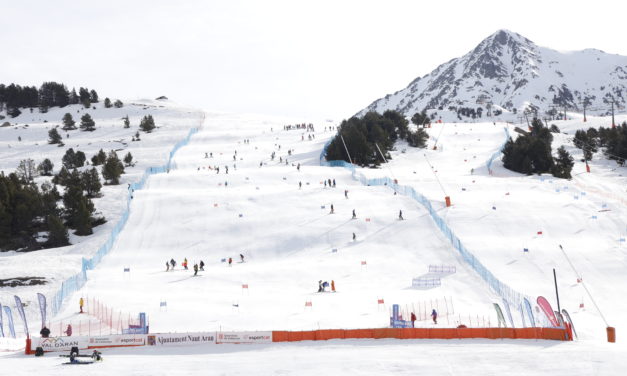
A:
166 258 205 276
317 279 336 293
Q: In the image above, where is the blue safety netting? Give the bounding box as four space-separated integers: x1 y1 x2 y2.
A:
50 127 199 316
319 127 538 324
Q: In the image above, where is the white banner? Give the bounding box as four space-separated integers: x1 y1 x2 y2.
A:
88 334 146 347
146 332 216 346
33 336 89 352
216 331 272 344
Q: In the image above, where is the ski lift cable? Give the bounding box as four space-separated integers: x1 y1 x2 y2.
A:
423 153 447 196
433 122 447 148
374 142 397 182
558 245 609 327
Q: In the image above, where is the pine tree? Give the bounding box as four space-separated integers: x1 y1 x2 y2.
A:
69 88 79 105
139 115 155 132
45 215 70 247
102 151 124 185
104 97 112 108
552 146 574 179
73 199 93 236
89 89 99 103
407 128 429 148
80 113 96 131
52 166 70 186
81 168 102 198
62 148 77 169
113 99 124 108
62 178 94 229
123 115 130 128
38 158 54 176
48 128 63 144
123 152 133 167
91 149 107 166
62 113 76 130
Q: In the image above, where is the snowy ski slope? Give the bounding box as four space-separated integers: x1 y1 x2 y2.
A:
1 107 626 375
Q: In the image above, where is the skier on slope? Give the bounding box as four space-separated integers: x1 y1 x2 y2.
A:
183 258 188 270
199 260 205 271
318 280 323 292
352 209 356 219
431 309 438 324
193 263 199 276
166 261 170 271
240 254 245 262
228 257 233 266
399 210 404 220
322 281 329 291
170 259 176 269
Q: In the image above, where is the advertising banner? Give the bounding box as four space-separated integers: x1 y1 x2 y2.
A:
146 332 216 346
33 336 89 352
36 293 47 329
13 296 28 337
88 334 146 347
3 306 15 338
216 331 272 344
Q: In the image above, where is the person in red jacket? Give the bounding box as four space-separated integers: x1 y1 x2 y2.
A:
410 312 417 328
65 324 73 336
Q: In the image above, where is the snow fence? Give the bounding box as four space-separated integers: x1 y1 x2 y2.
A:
319 126 536 324
50 127 200 317
25 326 569 354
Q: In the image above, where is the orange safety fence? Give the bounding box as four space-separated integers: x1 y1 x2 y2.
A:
271 327 569 342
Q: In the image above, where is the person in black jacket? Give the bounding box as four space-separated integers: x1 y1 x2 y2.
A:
40 326 50 338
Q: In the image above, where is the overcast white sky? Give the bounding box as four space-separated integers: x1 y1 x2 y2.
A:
2 0 626 120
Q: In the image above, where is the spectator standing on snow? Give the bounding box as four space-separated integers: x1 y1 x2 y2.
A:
332 179 336 187
65 324 73 337
79 297 84 313
431 309 438 324
352 209 356 219
318 280 323 292
40 326 51 338
331 280 336 292
411 312 417 327
330 204 334 214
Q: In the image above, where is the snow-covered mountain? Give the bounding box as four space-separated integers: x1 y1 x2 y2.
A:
359 30 627 119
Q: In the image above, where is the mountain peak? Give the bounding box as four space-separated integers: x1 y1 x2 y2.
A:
358 31 627 119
